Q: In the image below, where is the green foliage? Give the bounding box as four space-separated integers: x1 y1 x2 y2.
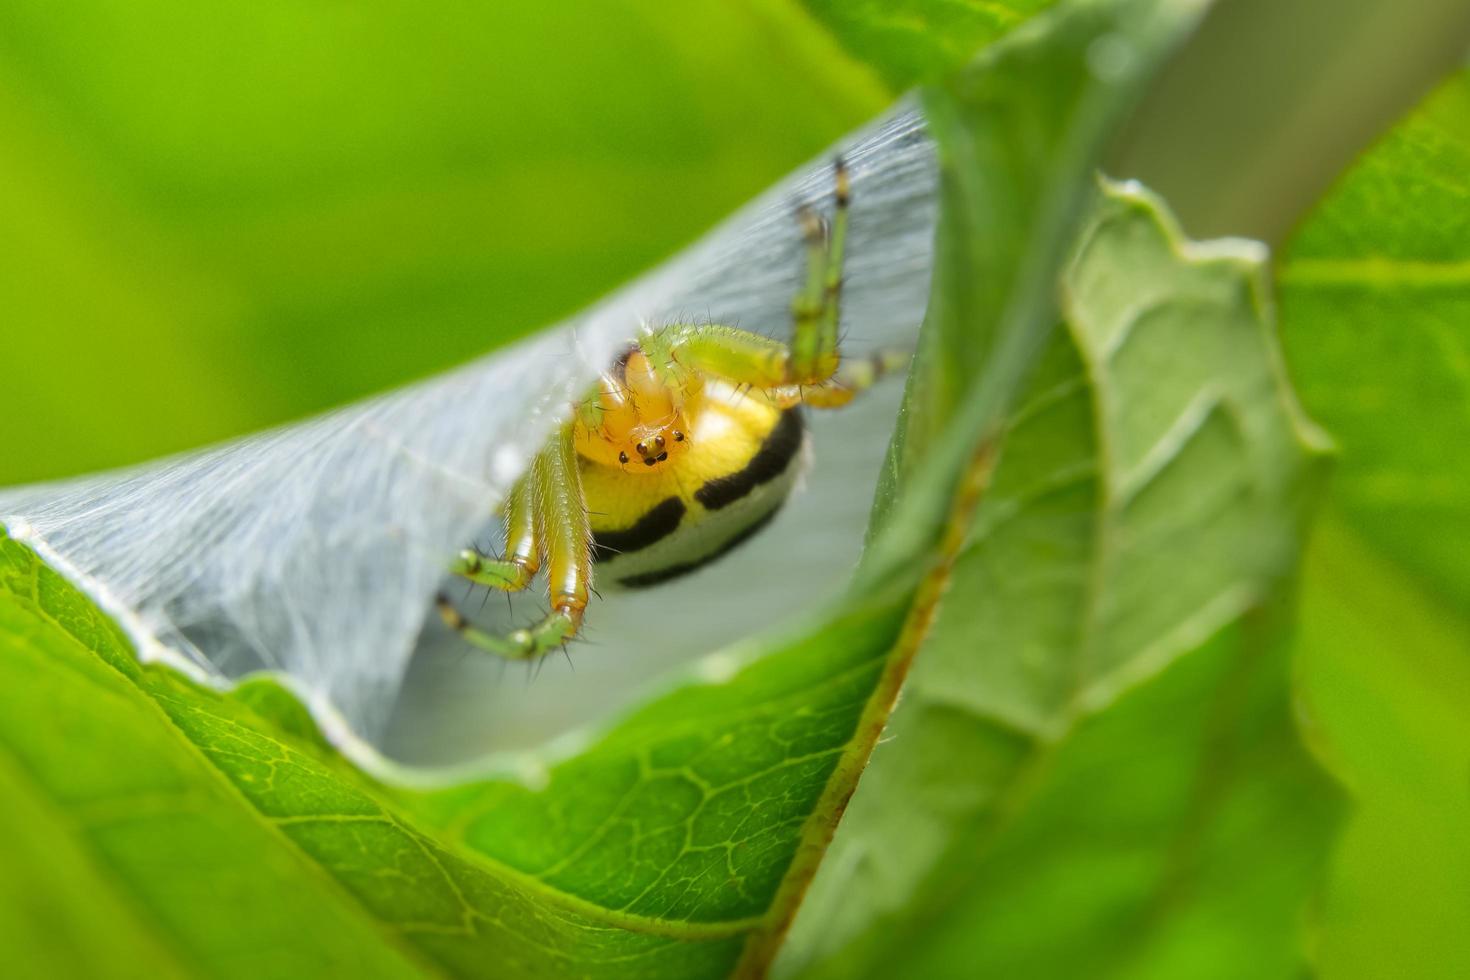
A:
0 532 425 979
1281 72 1470 611
802 0 1059 88
0 523 908 978
2 2 1467 979
782 180 1340 978
0 1 1243 977
1281 70 1470 980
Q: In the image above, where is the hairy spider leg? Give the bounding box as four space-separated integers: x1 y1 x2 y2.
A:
792 156 849 383
817 157 850 376
765 347 911 410
437 427 592 660
448 474 538 590
665 158 851 390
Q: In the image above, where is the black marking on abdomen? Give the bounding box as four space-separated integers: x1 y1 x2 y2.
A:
694 408 804 511
616 505 783 589
591 496 685 563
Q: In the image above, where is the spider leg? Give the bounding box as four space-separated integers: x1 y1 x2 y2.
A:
764 348 912 410
661 323 792 389
802 156 850 383
790 202 828 379
438 427 592 661
661 159 853 391
450 470 539 591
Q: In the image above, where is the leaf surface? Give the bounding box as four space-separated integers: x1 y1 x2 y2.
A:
801 0 1059 88
780 179 1342 979
1280 69 1470 980
1 526 910 977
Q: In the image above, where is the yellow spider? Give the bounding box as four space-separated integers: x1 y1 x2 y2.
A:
436 160 906 659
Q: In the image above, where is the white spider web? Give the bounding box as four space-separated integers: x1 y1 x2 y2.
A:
0 103 938 776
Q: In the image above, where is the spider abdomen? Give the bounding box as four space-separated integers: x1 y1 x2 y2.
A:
583 387 807 589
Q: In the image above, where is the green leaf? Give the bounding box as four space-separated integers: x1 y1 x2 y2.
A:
864 0 1214 568
801 0 1060 89
1280 69 1470 980
780 179 1341 978
0 1 1211 975
0 524 907 978
1280 71 1470 612
0 532 428 979
0 0 888 485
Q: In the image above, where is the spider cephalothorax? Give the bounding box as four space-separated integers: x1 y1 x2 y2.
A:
572 347 695 471
436 160 907 659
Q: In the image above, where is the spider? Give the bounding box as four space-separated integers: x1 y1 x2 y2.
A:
435 159 907 660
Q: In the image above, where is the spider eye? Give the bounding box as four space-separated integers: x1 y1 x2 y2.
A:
673 431 684 442
635 442 647 455
654 434 665 449
618 451 629 464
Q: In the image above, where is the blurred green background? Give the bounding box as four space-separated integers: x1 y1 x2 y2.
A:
0 0 894 485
